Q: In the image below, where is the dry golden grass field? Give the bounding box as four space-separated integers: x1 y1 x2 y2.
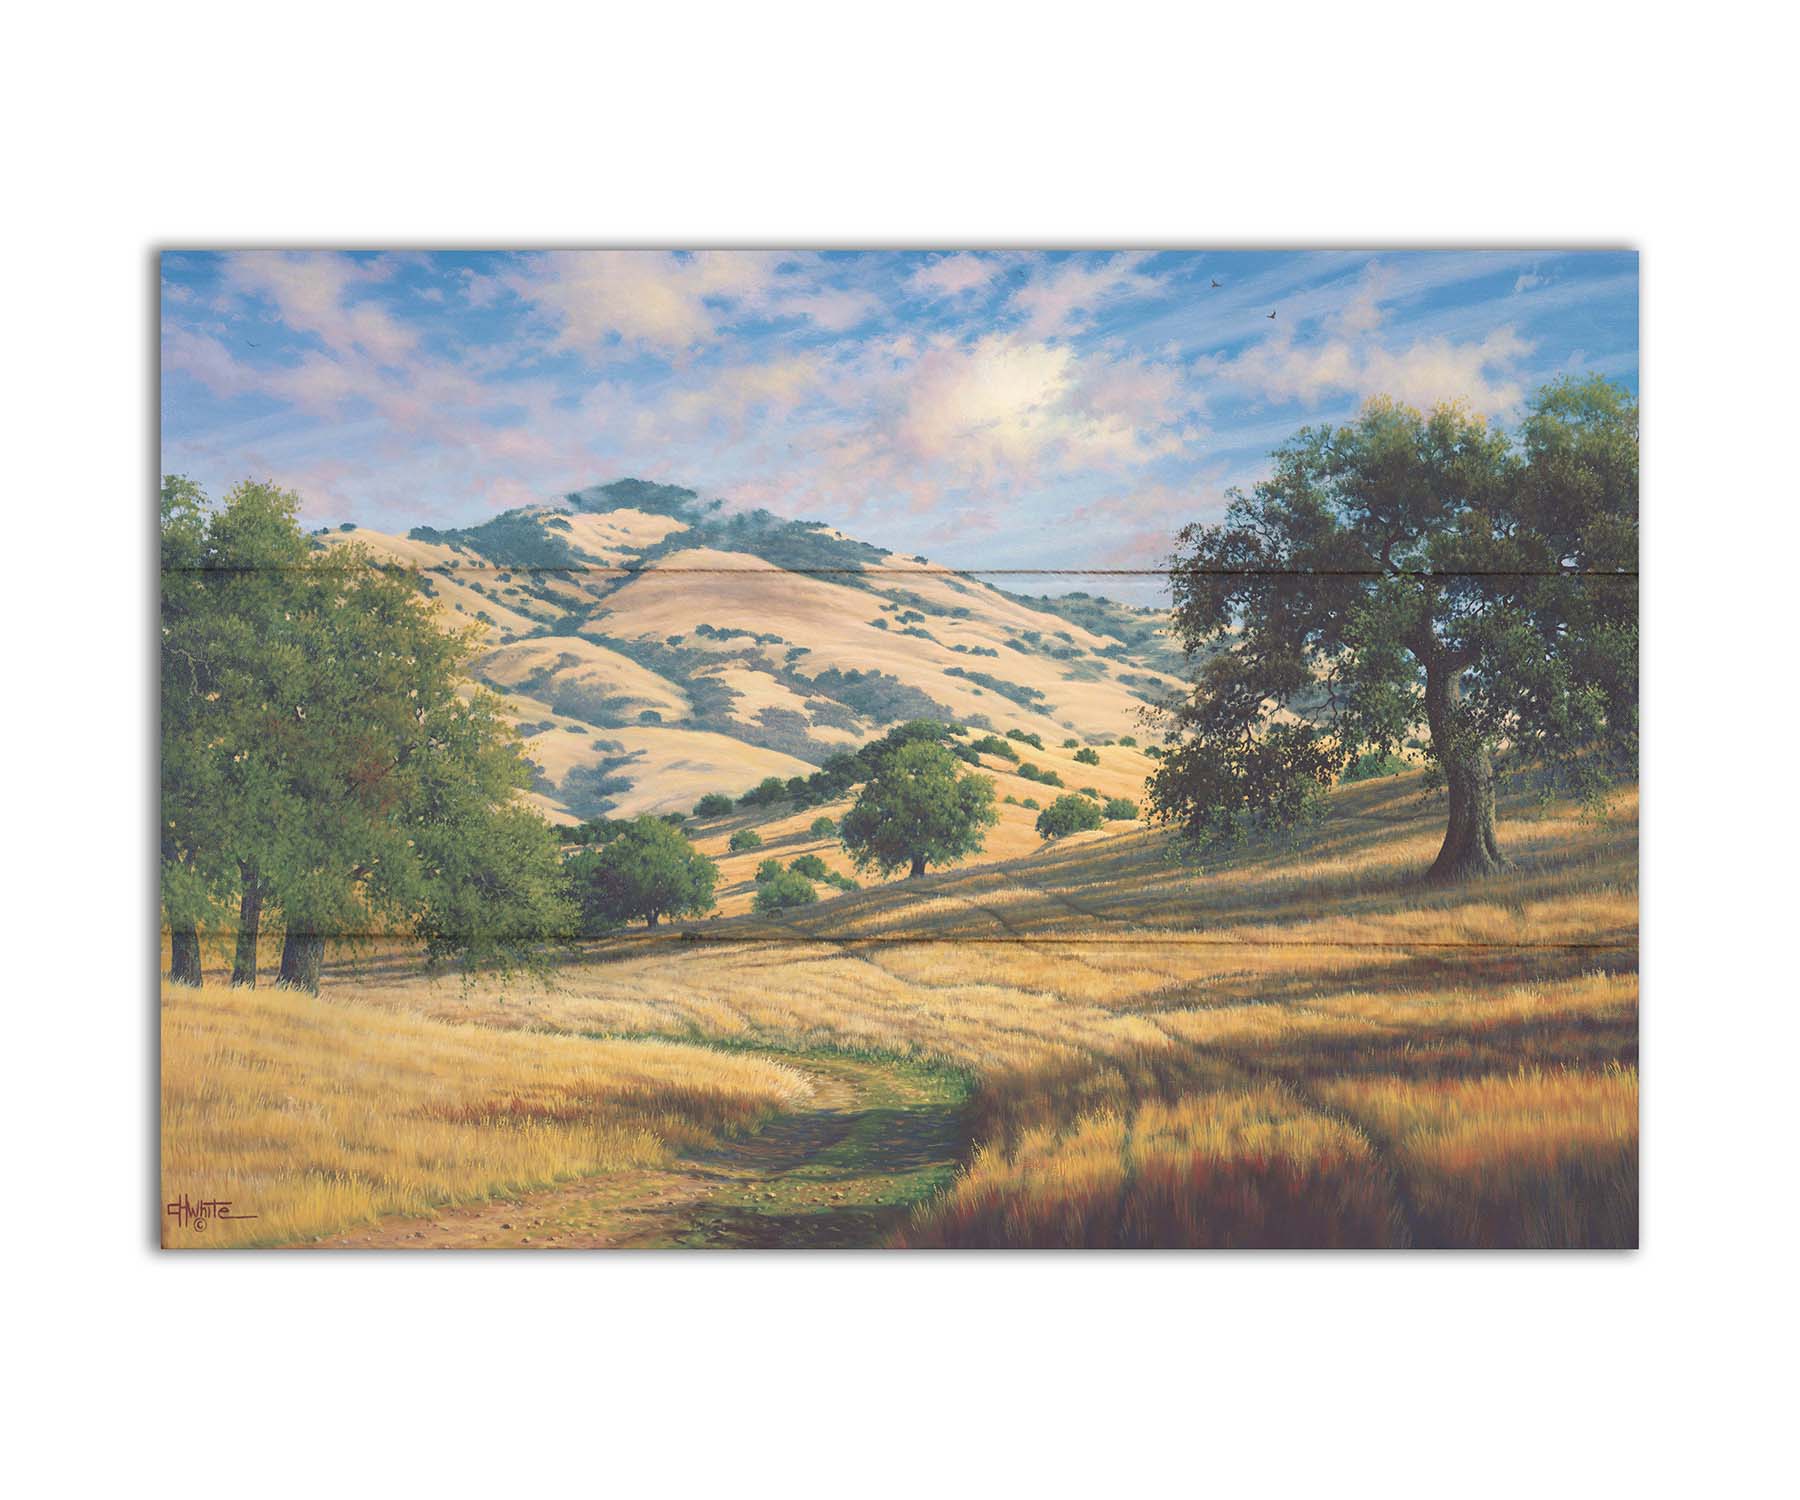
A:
162 768 1637 1249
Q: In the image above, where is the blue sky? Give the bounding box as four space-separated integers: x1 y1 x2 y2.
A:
161 249 1637 594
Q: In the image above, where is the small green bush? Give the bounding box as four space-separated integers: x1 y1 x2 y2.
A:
693 793 734 818
1073 747 1100 766
1117 735 1137 747
754 857 784 884
1035 794 1105 839
789 854 829 880
1103 797 1139 821
1062 737 1080 749
728 828 764 853
808 815 838 837
753 869 818 914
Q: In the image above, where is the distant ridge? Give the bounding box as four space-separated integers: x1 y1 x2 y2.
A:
330 479 1182 823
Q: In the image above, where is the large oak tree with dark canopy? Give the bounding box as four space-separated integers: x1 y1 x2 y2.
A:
160 477 571 991
1147 375 1637 882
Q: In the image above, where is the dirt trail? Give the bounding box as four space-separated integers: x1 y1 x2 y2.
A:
301 1050 970 1251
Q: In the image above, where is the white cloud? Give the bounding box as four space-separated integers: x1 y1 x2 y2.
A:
1010 252 1165 338
1219 269 1536 416
1226 326 1531 414
162 326 249 398
510 250 758 354
223 252 417 365
880 332 1190 490
508 250 878 355
909 253 1002 299
770 286 879 332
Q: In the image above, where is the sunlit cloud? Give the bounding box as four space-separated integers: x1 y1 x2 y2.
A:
160 248 1638 569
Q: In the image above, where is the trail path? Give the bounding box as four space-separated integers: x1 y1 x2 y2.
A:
303 1050 969 1250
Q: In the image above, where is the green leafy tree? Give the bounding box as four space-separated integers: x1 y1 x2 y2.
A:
839 741 997 879
159 476 230 985
1036 794 1105 839
728 828 764 853
789 853 829 879
693 793 734 818
566 815 719 931
808 814 837 837
160 477 572 992
754 856 784 884
1102 797 1140 821
1150 377 1637 881
1073 747 1100 765
738 776 789 808
752 868 818 915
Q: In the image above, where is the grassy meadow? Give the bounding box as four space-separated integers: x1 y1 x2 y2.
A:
160 980 811 1247
180 766 1635 1248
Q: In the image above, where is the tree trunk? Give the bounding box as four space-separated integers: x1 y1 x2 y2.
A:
1422 653 1508 883
908 854 926 879
646 911 659 928
230 864 262 987
277 931 325 993
168 926 202 987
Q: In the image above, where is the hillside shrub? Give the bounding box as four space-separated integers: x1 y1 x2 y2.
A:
728 829 763 853
1035 794 1105 840
752 869 818 914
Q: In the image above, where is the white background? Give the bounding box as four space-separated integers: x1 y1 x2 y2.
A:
4 3 1795 1495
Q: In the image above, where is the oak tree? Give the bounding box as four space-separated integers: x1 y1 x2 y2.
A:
1149 377 1637 882
839 741 997 879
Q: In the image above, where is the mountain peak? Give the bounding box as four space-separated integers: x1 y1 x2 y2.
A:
564 478 717 521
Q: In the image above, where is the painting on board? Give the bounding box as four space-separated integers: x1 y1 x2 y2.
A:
159 249 1638 1248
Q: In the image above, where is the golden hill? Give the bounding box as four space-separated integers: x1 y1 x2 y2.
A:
319 480 1184 823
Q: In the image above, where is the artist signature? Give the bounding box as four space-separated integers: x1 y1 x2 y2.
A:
166 1194 258 1233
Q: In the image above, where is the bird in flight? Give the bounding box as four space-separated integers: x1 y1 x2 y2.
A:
1267 310 1277 319
245 340 259 347
1210 278 1221 288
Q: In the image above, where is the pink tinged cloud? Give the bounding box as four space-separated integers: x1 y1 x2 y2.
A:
909 253 1003 299
223 251 418 366
1009 252 1164 339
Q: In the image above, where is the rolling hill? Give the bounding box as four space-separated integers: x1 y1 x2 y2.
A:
319 479 1186 825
